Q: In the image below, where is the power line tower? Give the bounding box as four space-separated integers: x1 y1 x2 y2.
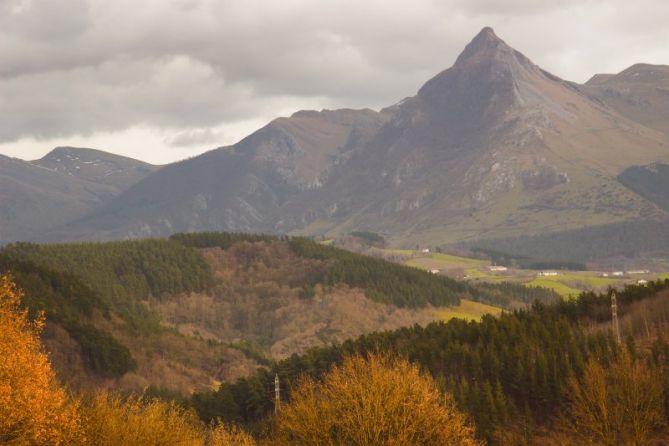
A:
611 290 621 344
274 374 281 415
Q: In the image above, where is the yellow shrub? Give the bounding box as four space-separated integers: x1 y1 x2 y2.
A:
79 392 204 446
562 350 665 446
208 421 256 446
274 353 481 446
0 275 82 445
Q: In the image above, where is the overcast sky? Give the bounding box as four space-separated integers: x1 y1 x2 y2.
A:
1 0 668 164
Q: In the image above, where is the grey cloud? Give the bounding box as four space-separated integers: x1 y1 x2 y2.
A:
166 128 226 148
0 55 262 142
448 0 594 16
0 0 90 42
0 0 668 160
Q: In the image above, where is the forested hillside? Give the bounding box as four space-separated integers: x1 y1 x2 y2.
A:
0 254 136 381
3 239 213 332
0 241 253 391
173 232 557 308
464 219 669 266
191 280 669 443
0 232 555 393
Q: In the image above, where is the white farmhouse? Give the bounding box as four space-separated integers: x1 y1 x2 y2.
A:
538 271 558 277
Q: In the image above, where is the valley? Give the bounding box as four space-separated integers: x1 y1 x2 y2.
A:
372 246 669 297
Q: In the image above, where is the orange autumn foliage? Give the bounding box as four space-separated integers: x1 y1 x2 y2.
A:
78 391 257 445
0 275 82 445
561 351 665 446
208 422 256 446
274 353 481 446
79 393 204 446
78 392 258 446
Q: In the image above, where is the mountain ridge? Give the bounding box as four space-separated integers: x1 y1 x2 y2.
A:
11 27 669 254
584 63 669 135
33 146 160 191
0 148 159 244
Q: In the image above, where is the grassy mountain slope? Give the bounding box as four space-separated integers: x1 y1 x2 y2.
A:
460 219 669 267
585 63 669 135
618 163 669 212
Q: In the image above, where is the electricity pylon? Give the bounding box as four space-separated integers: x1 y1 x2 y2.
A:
611 290 621 344
275 373 281 414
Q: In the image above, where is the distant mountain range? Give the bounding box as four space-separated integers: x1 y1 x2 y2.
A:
584 63 669 135
0 147 158 242
2 28 669 261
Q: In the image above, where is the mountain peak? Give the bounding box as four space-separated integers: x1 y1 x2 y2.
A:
39 146 101 162
474 26 499 42
417 27 542 113
38 146 156 167
454 26 524 67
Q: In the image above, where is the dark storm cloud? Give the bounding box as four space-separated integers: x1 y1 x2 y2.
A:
0 0 668 161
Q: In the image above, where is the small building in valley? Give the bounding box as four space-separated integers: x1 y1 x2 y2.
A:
538 271 558 277
489 266 508 272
